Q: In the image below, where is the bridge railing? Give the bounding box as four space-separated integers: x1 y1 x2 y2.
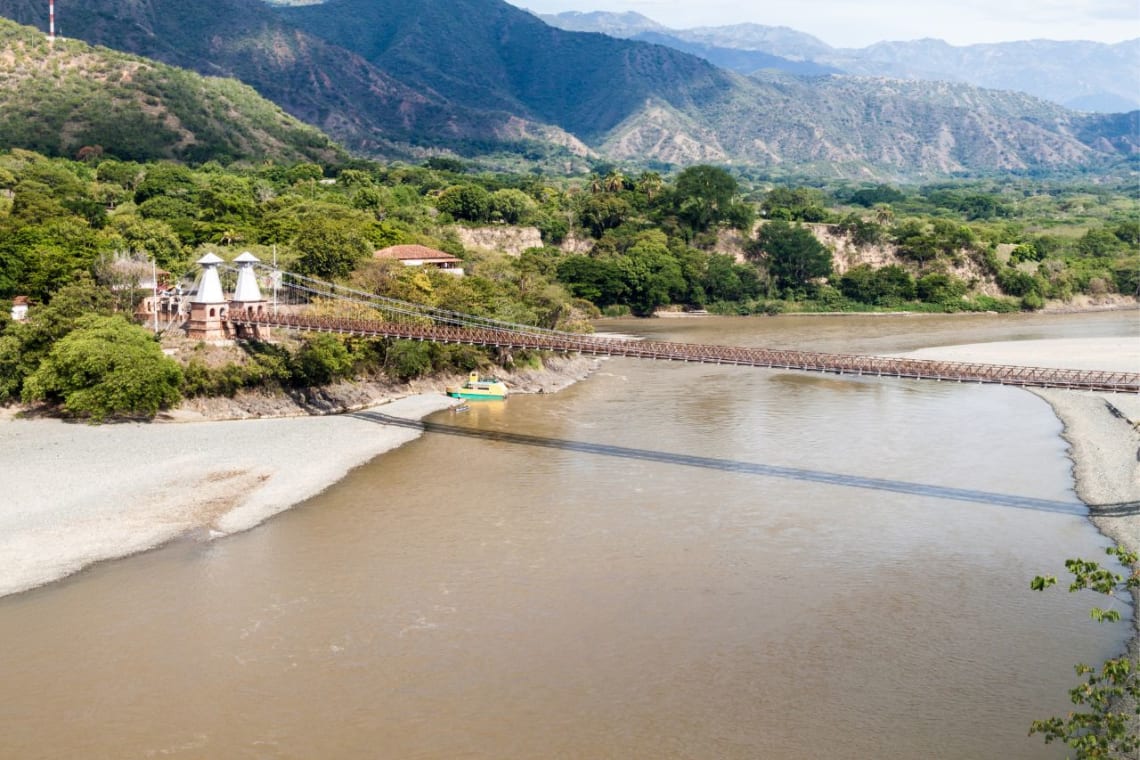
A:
225 308 1140 393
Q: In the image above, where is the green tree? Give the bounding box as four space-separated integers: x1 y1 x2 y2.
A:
751 221 832 294
105 215 186 271
578 194 633 238
286 163 324 185
293 216 373 280
133 162 198 205
1078 229 1124 258
603 170 626 193
996 268 1042 298
490 188 535 225
22 314 182 421
635 171 664 203
617 232 686 315
383 340 434 382
839 264 915 305
295 334 354 386
436 184 493 223
673 165 740 232
556 255 628 306
703 253 761 303
916 272 968 304
1030 545 1139 758
761 187 827 222
847 184 905 208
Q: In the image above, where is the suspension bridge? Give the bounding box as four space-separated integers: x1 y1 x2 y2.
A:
162 256 1139 394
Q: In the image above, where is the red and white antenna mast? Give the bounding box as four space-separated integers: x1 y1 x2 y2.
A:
48 0 56 41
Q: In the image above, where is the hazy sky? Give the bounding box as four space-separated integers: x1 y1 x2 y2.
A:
511 0 1140 47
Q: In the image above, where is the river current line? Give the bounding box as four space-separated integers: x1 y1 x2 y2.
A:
351 411 1134 517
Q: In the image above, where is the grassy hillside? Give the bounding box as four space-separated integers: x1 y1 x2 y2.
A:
0 18 343 163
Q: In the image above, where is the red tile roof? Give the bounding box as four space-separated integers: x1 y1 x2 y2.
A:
374 244 462 263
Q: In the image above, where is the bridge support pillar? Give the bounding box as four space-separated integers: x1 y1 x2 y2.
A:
187 253 228 342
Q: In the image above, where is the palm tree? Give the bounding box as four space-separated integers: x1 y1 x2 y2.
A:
636 171 663 202
874 203 895 227
603 170 625 193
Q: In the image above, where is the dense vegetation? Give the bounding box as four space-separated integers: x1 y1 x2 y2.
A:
0 148 1135 418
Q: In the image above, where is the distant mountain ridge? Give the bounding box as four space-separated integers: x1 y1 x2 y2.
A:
0 0 1134 177
540 11 1140 113
826 38 1140 113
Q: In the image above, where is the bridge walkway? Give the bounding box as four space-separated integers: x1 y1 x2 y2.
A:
227 309 1140 394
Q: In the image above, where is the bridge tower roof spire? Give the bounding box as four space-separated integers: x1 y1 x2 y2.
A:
192 253 225 304
232 252 263 303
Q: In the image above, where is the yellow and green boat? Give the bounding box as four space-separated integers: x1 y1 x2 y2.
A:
446 371 508 400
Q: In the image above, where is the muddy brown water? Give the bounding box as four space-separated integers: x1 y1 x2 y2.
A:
1 311 1136 759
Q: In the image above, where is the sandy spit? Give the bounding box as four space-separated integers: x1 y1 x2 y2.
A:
0 394 454 598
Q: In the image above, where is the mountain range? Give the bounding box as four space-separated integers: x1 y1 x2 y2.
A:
539 11 1140 113
0 0 1135 177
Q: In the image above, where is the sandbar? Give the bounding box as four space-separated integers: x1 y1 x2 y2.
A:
0 393 454 597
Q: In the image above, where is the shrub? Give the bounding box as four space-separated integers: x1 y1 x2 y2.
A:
23 314 182 421
384 340 434 382
916 272 968 303
295 334 354 386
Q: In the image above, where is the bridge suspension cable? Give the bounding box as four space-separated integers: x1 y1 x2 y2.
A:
251 264 582 339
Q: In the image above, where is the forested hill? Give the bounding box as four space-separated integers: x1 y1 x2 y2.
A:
0 18 342 164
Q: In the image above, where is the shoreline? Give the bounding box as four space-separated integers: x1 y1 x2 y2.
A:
0 354 603 598
1032 387 1140 677
910 339 1140 669
0 393 454 598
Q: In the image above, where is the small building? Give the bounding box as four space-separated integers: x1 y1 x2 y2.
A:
374 245 464 276
10 296 29 322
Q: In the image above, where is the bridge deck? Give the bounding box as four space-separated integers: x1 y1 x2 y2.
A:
230 311 1140 393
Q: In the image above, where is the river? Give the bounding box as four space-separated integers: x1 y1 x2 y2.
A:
0 311 1134 759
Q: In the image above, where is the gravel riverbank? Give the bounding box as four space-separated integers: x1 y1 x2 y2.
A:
0 354 603 598
0 394 454 598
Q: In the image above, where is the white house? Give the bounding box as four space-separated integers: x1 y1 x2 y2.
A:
10 296 29 322
374 245 464 276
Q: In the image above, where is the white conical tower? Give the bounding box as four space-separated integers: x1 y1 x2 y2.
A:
187 252 228 341
232 252 263 303
229 252 271 340
192 253 225 303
